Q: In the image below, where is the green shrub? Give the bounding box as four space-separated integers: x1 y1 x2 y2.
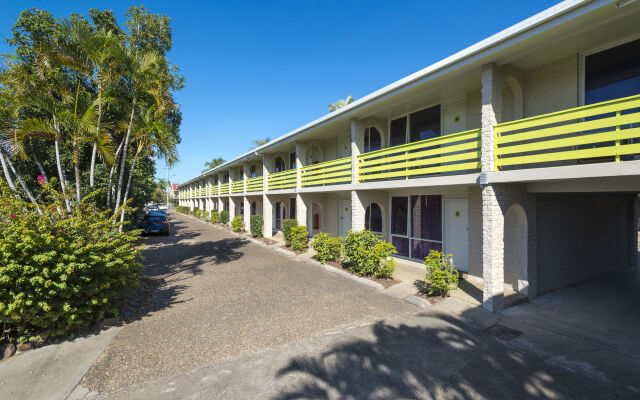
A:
176 206 189 214
194 209 202 218
312 232 343 264
231 215 244 232
423 250 459 297
290 225 309 251
250 215 263 237
343 230 396 278
203 211 210 221
282 219 298 246
211 211 220 223
0 180 142 344
220 210 229 224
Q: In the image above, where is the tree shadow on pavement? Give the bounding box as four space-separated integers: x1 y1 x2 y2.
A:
272 309 635 400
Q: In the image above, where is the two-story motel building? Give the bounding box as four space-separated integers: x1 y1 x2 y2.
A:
179 0 640 311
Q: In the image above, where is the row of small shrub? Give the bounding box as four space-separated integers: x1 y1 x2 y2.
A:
231 215 244 232
176 206 190 214
211 211 220 223
220 210 229 224
250 215 263 238
311 230 395 278
194 209 202 219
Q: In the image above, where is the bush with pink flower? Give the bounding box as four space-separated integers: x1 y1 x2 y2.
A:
0 179 142 344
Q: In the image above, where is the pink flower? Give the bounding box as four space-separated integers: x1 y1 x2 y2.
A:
37 175 45 184
11 214 16 218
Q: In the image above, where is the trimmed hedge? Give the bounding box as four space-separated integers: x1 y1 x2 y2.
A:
343 230 396 278
231 215 244 232
282 219 298 247
290 225 309 251
220 210 229 224
211 211 220 223
194 209 202 219
312 232 343 264
250 215 263 237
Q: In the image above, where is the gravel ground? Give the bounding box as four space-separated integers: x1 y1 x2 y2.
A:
81 212 416 394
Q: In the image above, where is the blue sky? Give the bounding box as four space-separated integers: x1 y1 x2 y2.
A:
0 1 559 184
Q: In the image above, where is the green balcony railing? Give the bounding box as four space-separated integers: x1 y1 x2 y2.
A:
494 94 640 170
230 180 244 194
220 183 230 194
267 169 297 190
301 157 351 187
358 128 481 182
245 176 263 192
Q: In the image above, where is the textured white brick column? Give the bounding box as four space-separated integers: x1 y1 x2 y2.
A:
217 197 224 214
242 164 250 194
262 154 273 237
350 119 363 184
481 62 505 312
228 196 236 226
296 193 308 227
295 142 306 190
351 190 365 232
243 196 251 230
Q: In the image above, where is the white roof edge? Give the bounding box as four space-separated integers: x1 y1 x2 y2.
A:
180 0 602 187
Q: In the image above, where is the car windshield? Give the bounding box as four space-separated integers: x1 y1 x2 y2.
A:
144 216 166 222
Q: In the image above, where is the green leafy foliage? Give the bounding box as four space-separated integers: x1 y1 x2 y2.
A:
211 211 220 223
203 211 210 221
231 215 244 232
290 225 309 251
220 210 229 224
176 206 189 214
423 250 459 297
250 215 263 238
194 209 202 219
312 232 343 264
282 219 298 247
343 230 396 278
0 180 142 344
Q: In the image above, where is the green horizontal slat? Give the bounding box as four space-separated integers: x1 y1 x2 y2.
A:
496 142 640 167
360 161 480 181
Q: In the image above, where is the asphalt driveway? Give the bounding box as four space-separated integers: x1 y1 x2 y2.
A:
80 212 416 394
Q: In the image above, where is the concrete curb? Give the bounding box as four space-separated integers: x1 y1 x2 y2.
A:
402 295 432 308
175 212 385 291
305 258 385 291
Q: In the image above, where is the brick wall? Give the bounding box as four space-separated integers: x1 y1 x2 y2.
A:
536 193 635 294
524 54 578 118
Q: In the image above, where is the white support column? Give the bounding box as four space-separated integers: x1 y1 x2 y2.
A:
243 196 251 231
350 119 363 184
262 154 273 237
481 62 505 312
296 193 308 227
295 142 305 190
228 195 236 226
351 190 365 232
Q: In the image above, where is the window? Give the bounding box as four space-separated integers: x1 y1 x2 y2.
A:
585 39 640 104
249 166 257 178
275 202 283 229
223 174 229 183
364 127 382 153
390 117 407 147
290 152 296 169
312 214 320 230
365 203 382 233
390 195 442 260
289 198 296 219
251 201 257 215
274 157 286 173
410 105 440 142
240 202 244 215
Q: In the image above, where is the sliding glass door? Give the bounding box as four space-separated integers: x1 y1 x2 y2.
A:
391 195 442 261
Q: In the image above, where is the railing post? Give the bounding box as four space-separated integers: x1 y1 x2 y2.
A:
615 110 621 162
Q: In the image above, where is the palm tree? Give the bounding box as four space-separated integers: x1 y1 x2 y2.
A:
202 157 225 172
112 46 163 219
328 95 354 112
118 104 175 228
59 20 121 187
249 137 270 150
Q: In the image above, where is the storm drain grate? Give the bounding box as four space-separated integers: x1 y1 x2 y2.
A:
487 324 522 341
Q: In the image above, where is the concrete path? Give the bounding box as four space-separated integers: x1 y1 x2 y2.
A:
94 296 640 400
0 326 121 400
78 212 416 395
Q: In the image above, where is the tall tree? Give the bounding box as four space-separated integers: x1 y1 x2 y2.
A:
202 157 225 172
328 95 354 112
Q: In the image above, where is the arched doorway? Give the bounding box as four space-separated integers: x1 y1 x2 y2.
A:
504 204 528 294
274 157 286 173
305 145 322 165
